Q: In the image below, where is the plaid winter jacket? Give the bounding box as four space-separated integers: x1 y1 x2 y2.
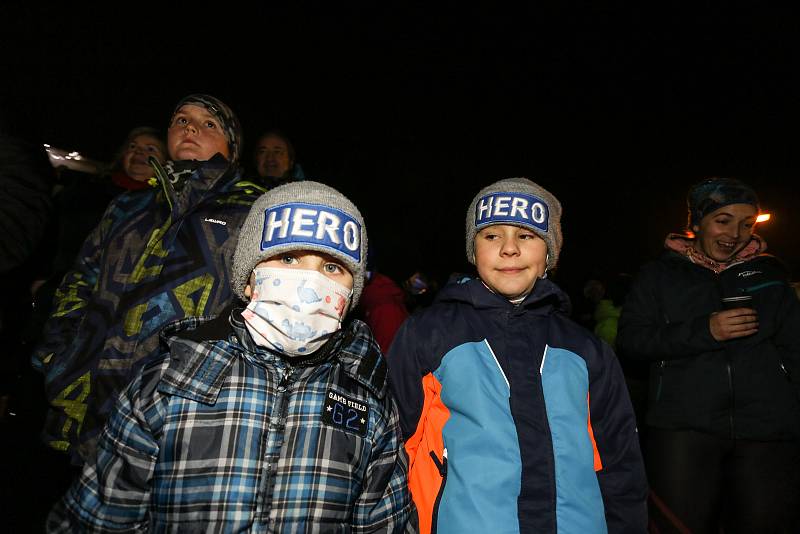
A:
31 156 266 462
49 309 415 533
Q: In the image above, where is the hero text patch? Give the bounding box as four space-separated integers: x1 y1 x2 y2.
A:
475 192 549 232
260 202 361 262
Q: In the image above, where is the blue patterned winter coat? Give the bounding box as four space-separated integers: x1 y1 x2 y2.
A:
32 156 266 462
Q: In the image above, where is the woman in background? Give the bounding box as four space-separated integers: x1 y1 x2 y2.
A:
618 177 800 533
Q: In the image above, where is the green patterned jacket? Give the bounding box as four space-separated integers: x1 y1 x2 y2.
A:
32 155 266 463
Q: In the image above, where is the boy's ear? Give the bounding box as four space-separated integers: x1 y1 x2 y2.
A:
243 270 257 300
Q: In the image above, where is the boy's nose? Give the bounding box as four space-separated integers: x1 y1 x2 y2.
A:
501 241 520 255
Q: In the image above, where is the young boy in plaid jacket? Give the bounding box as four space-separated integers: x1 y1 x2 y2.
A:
49 181 415 533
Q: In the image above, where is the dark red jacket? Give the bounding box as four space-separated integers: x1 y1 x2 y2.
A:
359 272 409 354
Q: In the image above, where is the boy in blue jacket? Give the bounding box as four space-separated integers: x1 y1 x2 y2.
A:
388 177 648 533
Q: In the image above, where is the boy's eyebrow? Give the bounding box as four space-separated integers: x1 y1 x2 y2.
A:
714 211 754 220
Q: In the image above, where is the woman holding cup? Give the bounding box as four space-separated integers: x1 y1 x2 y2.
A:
618 177 800 533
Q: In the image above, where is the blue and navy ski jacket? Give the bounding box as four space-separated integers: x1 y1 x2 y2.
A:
388 277 647 533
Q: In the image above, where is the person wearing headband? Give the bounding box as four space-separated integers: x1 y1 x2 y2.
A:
618 177 800 531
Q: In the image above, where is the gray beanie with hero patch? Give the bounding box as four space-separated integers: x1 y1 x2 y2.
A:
465 177 563 271
231 181 368 309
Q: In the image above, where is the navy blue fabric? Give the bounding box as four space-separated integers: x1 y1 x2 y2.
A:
388 277 648 533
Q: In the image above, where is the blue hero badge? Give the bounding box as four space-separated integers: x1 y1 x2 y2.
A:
322 388 369 437
260 202 361 262
475 192 549 232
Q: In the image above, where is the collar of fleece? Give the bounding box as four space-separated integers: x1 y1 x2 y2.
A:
664 233 766 274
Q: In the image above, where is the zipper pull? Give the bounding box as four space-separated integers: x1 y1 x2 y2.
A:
429 448 448 476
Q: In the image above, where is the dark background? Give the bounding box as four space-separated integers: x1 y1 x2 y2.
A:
4 4 799 297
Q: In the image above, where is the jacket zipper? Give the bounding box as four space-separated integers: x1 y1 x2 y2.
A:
255 365 293 524
429 448 448 534
150 156 174 211
714 275 737 439
656 313 670 402
726 356 735 439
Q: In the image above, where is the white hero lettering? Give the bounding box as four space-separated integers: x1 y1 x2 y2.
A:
261 203 361 259
291 208 317 237
264 207 291 241
343 221 359 251
476 193 548 226
315 210 340 241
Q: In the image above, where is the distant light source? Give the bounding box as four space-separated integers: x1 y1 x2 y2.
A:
756 213 771 223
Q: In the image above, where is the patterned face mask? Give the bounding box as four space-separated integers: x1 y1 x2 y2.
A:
241 267 352 357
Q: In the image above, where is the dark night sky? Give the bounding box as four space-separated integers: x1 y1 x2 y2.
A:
4 4 800 295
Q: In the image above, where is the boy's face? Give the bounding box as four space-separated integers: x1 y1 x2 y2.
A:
244 250 354 299
168 104 230 162
474 224 547 300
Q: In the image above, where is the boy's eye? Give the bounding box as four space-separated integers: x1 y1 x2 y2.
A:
205 121 217 129
280 255 297 264
324 263 343 274
146 145 159 153
174 117 188 126
519 233 536 240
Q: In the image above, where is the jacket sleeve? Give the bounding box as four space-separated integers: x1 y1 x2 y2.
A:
590 341 649 533
31 198 112 375
47 360 163 533
386 315 427 442
351 398 417 533
773 282 800 394
617 263 721 361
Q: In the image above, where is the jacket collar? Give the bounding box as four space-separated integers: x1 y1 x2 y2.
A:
438 276 572 316
664 233 767 274
150 154 240 214
158 308 388 404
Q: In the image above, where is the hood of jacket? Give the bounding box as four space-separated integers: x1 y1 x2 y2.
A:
150 154 245 216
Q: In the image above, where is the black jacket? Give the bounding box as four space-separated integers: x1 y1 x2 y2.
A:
0 133 52 274
618 251 800 440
